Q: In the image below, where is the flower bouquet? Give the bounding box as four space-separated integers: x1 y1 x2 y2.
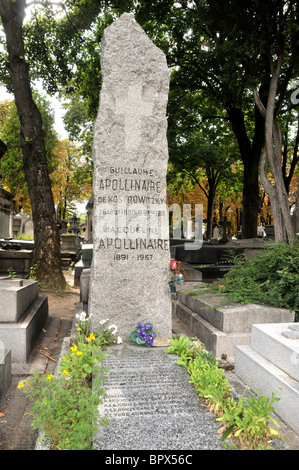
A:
130 322 156 347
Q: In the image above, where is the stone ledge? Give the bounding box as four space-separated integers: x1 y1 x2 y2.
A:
251 323 299 381
235 344 299 436
175 300 249 361
0 295 48 366
0 279 39 322
174 287 295 360
178 291 294 333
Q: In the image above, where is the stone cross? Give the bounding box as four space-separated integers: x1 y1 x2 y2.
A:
115 84 154 152
88 13 172 341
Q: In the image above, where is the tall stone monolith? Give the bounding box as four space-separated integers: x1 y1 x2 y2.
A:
88 13 172 340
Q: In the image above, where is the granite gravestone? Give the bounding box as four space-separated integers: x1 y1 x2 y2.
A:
88 14 172 340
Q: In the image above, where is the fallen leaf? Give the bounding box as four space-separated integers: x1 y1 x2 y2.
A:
0 412 5 418
217 426 226 435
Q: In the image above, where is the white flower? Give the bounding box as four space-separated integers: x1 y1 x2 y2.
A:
117 336 122 344
77 311 87 321
108 324 118 334
99 319 108 325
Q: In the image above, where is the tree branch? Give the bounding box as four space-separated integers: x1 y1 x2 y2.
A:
253 87 266 118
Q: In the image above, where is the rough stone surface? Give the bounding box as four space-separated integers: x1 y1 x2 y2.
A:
94 344 224 450
0 279 39 322
89 14 172 340
282 324 299 339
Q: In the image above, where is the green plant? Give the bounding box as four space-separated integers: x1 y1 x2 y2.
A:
7 267 16 278
166 335 281 450
184 349 231 412
29 264 37 280
218 389 280 449
166 335 193 357
19 316 119 450
212 241 299 320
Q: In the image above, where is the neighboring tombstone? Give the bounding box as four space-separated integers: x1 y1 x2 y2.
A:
86 194 94 242
67 213 81 234
0 188 14 239
88 14 172 340
212 226 220 240
0 141 15 239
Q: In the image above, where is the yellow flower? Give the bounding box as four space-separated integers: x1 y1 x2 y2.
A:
17 381 25 389
76 351 83 356
71 345 77 352
47 374 54 380
77 327 82 331
63 370 69 375
88 333 95 341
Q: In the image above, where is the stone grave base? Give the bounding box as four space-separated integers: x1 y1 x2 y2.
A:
175 284 295 361
235 323 299 436
178 262 202 282
74 244 93 286
0 278 39 322
0 249 33 278
0 278 48 370
0 295 48 367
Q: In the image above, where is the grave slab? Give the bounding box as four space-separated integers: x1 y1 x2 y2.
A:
235 340 299 436
0 294 48 366
94 344 224 450
175 286 295 360
251 323 299 381
0 279 39 322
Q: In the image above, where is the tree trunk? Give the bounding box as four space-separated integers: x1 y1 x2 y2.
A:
206 189 216 240
205 169 219 240
293 177 299 235
0 0 65 287
226 104 264 239
241 157 260 239
254 54 296 244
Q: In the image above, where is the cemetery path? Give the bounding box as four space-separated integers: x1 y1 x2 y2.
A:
0 273 79 451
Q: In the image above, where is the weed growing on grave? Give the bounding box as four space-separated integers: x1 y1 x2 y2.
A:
7 267 16 278
28 264 37 280
166 336 281 450
20 315 120 450
209 241 299 320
